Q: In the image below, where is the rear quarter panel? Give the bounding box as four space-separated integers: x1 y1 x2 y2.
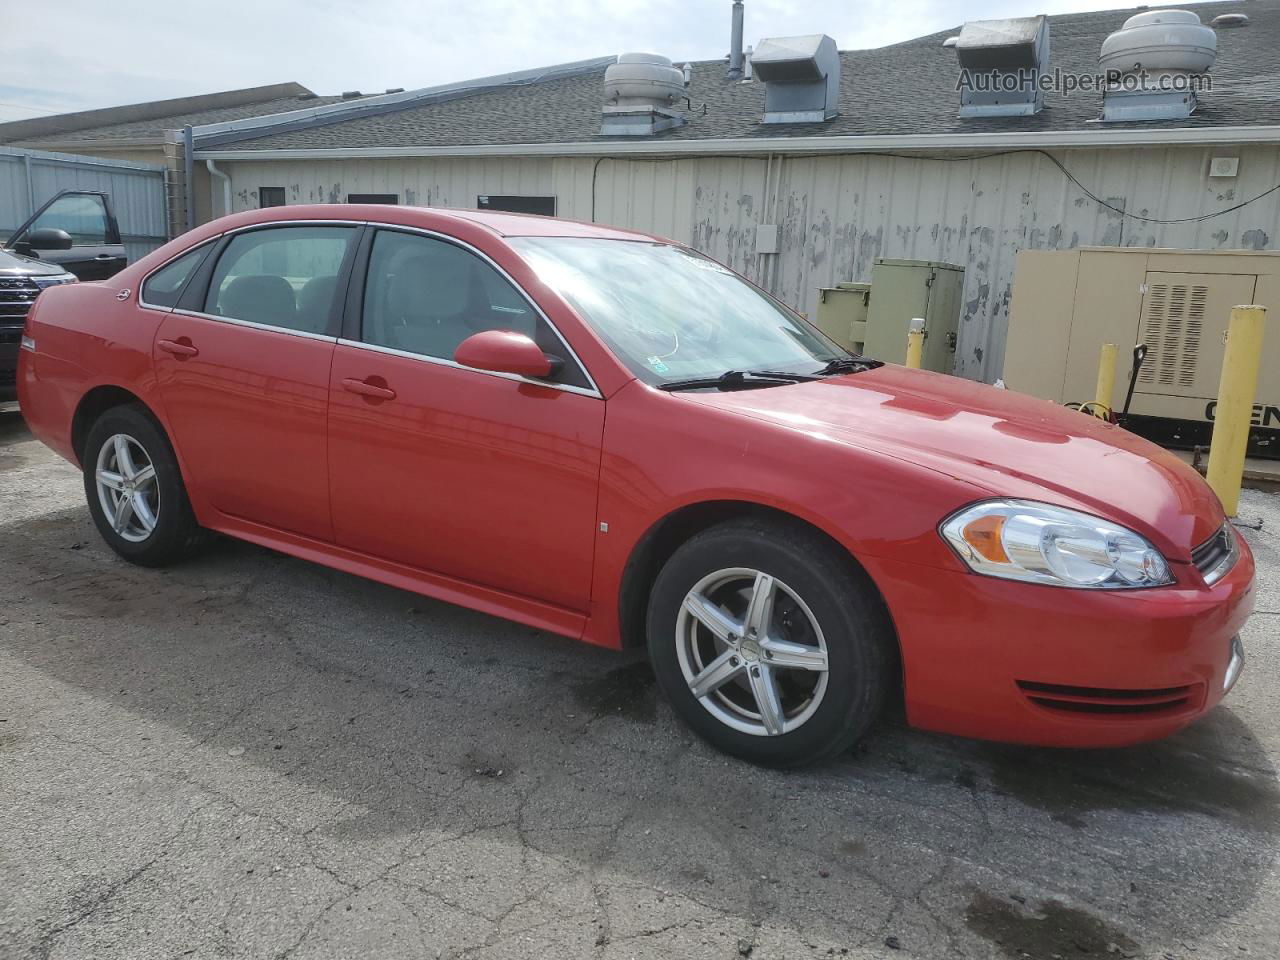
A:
19 281 167 464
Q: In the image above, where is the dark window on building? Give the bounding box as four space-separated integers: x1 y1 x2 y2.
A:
347 193 399 204
477 195 556 216
259 187 286 208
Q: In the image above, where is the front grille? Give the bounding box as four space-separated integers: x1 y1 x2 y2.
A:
0 276 39 321
0 367 15 388
0 329 21 345
1017 680 1199 716
1191 524 1237 586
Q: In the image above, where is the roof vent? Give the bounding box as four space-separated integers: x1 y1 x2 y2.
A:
384 87 406 94
752 34 840 123
341 90 363 99
1099 10 1216 122
955 16 1050 117
601 53 688 136
1211 13 1249 27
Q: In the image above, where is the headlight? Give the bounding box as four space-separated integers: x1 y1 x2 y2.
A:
940 499 1173 589
32 273 77 290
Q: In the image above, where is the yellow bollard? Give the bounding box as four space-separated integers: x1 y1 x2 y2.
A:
905 318 926 369
1094 342 1118 419
1206 305 1267 516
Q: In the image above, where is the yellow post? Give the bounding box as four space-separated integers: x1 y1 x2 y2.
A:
905 318 926 369
1206 305 1267 516
1094 342 1118 419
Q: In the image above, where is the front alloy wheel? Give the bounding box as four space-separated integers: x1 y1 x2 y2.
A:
647 518 893 767
678 568 830 736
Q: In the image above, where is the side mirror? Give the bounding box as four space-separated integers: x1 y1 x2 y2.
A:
454 330 562 380
15 227 74 254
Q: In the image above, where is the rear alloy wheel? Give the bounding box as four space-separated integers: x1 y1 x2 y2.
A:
82 404 205 566
648 518 893 767
94 433 160 543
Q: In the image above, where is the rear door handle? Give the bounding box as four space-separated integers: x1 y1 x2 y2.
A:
342 377 396 400
94 254 121 261
157 338 199 358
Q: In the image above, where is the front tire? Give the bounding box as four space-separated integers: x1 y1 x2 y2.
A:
647 518 893 767
82 403 205 567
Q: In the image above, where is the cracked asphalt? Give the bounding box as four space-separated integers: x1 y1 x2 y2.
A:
1 408 1279 960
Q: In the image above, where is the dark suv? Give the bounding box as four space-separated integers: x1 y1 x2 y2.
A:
0 249 76 400
2 190 129 401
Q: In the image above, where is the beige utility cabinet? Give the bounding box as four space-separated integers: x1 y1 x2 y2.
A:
1004 247 1280 457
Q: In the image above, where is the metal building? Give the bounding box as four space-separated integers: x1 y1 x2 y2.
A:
18 1 1280 383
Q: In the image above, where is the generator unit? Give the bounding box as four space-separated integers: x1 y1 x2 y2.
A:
1004 247 1280 459
815 259 965 372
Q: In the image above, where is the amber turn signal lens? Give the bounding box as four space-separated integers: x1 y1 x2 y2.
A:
961 514 1009 564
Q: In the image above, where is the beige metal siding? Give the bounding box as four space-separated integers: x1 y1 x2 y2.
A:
218 143 1280 381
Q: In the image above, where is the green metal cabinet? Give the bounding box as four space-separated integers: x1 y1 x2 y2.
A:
861 259 965 372
814 281 871 353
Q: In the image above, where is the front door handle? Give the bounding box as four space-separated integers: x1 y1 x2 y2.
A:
157 338 199 358
342 377 396 401
94 254 120 261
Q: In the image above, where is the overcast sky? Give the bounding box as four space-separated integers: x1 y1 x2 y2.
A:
0 0 1211 123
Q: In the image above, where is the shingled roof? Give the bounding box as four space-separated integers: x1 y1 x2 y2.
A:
0 83 350 148
203 0 1279 155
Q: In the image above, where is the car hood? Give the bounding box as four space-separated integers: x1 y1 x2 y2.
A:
0 246 65 277
683 365 1223 559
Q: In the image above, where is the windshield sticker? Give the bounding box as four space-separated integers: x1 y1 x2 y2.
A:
675 250 733 275
646 356 671 374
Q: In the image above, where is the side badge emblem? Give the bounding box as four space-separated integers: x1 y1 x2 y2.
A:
116 288 131 302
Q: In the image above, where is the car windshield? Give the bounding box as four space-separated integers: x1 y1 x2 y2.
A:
509 237 848 386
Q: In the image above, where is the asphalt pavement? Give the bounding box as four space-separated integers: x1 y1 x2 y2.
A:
2 409 1278 960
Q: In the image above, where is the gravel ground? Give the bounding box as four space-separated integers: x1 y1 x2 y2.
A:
1 408 1278 960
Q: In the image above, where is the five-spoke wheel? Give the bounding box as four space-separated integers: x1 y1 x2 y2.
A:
678 568 829 737
82 403 205 566
94 433 160 542
648 517 892 767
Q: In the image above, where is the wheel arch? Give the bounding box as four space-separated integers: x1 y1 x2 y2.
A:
617 499 903 711
71 384 152 465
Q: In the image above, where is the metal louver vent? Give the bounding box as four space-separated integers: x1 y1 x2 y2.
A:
1139 282 1206 388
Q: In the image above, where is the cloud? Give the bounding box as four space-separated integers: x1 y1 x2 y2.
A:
0 0 1227 122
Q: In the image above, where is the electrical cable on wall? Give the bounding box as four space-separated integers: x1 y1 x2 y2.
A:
589 148 1280 227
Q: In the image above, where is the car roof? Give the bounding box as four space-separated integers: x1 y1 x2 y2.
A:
208 204 665 243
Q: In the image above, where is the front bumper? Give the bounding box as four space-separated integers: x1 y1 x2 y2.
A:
867 528 1256 748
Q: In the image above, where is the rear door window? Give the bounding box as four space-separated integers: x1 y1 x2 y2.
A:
204 226 355 335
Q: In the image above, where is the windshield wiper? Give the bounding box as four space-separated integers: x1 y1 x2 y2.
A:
814 356 883 376
657 369 815 392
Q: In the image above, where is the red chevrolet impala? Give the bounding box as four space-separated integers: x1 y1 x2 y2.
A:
17 205 1254 766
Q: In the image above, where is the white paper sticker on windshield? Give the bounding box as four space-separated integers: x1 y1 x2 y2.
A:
675 250 732 275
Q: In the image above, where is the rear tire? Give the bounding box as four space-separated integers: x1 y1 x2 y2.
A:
82 403 205 567
646 517 893 767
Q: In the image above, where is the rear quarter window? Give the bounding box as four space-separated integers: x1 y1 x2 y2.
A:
141 244 214 309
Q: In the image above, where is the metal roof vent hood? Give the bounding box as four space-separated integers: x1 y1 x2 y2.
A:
752 34 840 123
1099 9 1216 121
955 16 1050 117
601 53 688 136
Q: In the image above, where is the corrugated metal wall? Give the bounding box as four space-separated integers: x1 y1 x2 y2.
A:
219 143 1280 381
0 146 169 264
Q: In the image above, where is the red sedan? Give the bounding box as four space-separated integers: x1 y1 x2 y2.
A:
17 205 1254 766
